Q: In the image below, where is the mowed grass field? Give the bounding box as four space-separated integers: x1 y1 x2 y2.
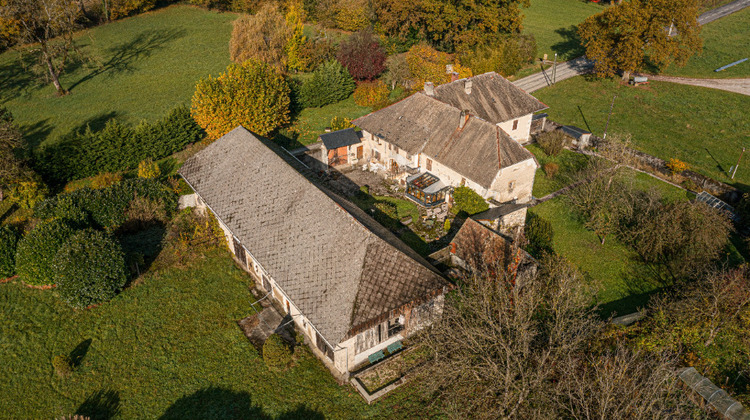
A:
0 250 430 419
661 7 750 79
522 0 606 61
534 77 750 190
0 5 237 149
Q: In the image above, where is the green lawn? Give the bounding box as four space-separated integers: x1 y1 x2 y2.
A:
526 143 592 197
0 250 432 419
287 96 372 147
661 8 750 79
534 78 750 190
522 0 606 61
0 5 237 150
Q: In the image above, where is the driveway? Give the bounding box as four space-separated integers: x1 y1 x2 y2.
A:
636 74 750 96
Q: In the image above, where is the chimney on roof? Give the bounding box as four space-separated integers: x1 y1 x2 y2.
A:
464 79 473 95
424 81 434 96
459 110 469 129
450 72 460 82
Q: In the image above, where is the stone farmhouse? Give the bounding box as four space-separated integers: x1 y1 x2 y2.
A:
350 72 548 210
179 127 451 378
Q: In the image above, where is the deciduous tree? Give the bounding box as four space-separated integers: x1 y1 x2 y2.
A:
0 107 27 202
337 29 386 81
578 0 702 79
229 4 291 69
192 60 291 139
1 0 82 95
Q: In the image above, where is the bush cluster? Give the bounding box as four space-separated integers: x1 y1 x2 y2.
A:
51 354 73 377
337 30 386 81
263 333 292 371
54 229 128 309
36 106 202 183
543 162 559 179
353 81 390 109
15 219 77 286
525 212 554 258
537 130 571 157
452 186 489 216
461 35 537 77
0 226 20 278
34 179 177 232
299 61 355 108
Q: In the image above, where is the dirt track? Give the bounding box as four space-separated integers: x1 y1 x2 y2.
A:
638 75 750 96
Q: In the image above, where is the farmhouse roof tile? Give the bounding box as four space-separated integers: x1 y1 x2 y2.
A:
179 127 448 345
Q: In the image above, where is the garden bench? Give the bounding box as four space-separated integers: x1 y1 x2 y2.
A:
368 350 385 364
387 341 403 354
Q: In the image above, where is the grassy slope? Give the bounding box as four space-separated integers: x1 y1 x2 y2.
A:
534 78 750 190
521 0 606 61
0 5 236 149
0 251 431 419
292 97 371 146
661 8 750 79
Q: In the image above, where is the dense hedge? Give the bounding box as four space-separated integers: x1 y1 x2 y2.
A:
452 186 489 216
34 179 178 232
525 212 554 258
36 106 203 183
299 60 355 108
15 219 76 286
0 225 20 278
54 229 128 309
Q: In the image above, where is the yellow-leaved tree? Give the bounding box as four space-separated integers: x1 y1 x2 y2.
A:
285 3 307 72
405 43 472 88
191 60 291 140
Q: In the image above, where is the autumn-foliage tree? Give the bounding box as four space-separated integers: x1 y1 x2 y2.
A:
578 0 702 79
460 35 537 77
0 0 82 95
353 80 390 108
285 2 307 72
334 0 370 31
405 43 471 88
374 0 529 52
0 107 30 202
337 29 386 81
107 0 156 20
230 4 291 69
192 60 291 139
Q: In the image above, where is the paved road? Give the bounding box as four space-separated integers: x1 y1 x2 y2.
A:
513 0 750 93
637 74 750 96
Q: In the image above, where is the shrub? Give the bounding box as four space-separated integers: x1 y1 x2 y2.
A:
263 333 292 371
37 105 202 183
537 130 570 157
461 35 537 77
7 181 47 209
666 158 688 174
108 0 156 20
192 60 291 139
298 37 337 72
51 354 73 377
525 212 554 258
444 218 451 232
543 162 560 179
15 219 76 286
299 60 355 108
337 30 386 81
90 173 122 189
374 201 398 218
452 186 489 215
329 116 353 131
353 81 390 108
138 160 160 179
0 225 20 278
54 229 128 309
334 0 370 31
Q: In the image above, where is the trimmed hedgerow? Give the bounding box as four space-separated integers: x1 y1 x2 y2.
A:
0 225 20 278
15 219 77 286
36 105 203 183
34 179 178 232
263 333 292 371
54 229 128 309
299 60 356 108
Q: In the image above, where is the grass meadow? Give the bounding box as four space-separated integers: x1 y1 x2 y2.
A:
534 77 750 190
0 250 432 419
661 7 750 79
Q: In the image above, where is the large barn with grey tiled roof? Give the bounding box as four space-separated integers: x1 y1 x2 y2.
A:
179 126 450 376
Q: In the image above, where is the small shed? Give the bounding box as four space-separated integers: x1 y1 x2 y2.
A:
320 128 363 168
561 125 592 149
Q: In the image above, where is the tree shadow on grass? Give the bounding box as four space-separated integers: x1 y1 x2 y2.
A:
76 389 121 420
276 405 326 420
551 25 586 60
159 387 268 420
69 338 92 368
17 118 54 155
68 28 187 92
0 53 42 101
